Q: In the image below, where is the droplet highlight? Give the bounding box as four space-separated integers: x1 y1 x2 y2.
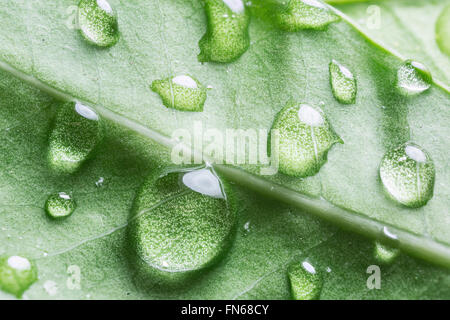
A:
198 0 250 62
288 261 323 300
277 0 340 31
48 102 103 174
45 192 77 219
379 143 435 208
435 4 450 56
127 167 236 285
396 60 432 96
0 255 37 298
270 102 343 177
329 59 356 104
151 75 207 112
78 0 119 47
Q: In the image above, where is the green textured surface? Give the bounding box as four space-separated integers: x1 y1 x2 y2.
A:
151 75 207 111
270 102 343 177
78 0 119 47
332 0 450 85
0 0 448 299
435 4 450 57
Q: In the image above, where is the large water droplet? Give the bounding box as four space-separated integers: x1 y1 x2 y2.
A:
277 0 340 31
435 4 450 57
48 102 103 174
396 60 432 96
270 102 343 177
287 261 323 300
151 75 207 112
329 59 356 104
127 167 236 286
379 143 435 208
78 0 119 47
198 0 250 63
374 242 400 264
0 255 37 298
45 192 77 219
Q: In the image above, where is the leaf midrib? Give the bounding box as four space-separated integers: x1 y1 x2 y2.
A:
0 5 449 269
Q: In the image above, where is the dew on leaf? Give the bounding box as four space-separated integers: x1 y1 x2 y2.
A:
396 60 432 96
277 0 340 31
379 143 435 208
198 0 250 63
288 261 323 300
48 102 103 174
45 192 76 219
329 59 356 104
78 0 119 47
270 102 343 177
435 4 450 56
374 242 400 264
151 75 207 112
127 167 236 285
0 255 38 298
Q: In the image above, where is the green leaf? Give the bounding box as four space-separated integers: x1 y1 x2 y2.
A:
0 0 449 299
330 0 450 85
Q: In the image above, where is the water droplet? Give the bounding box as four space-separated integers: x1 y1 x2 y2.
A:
198 0 250 62
45 192 77 219
270 102 343 177
127 167 236 285
396 60 432 96
277 0 340 31
374 242 400 264
78 0 119 47
287 261 323 300
435 4 450 56
379 143 435 208
0 256 37 298
151 75 207 112
329 59 356 104
48 102 103 174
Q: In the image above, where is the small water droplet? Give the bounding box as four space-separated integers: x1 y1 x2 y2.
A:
78 0 119 47
270 102 343 177
374 242 400 264
48 102 103 174
287 260 323 300
435 4 450 56
329 59 356 104
277 0 340 31
379 143 435 208
128 167 236 285
0 256 38 298
198 0 250 62
45 192 77 219
151 75 207 111
396 60 432 96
